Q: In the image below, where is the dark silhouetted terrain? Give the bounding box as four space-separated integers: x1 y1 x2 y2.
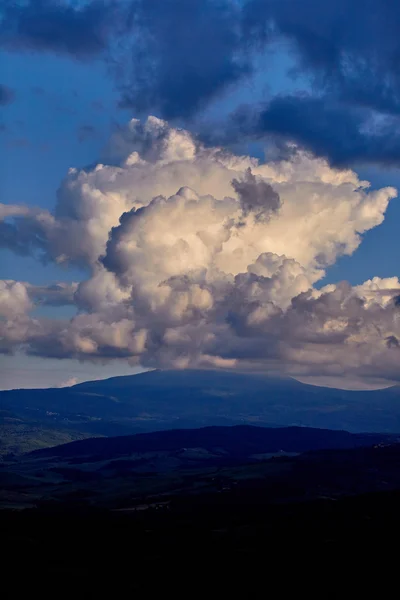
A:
3 371 400 597
2 424 400 597
1 424 398 510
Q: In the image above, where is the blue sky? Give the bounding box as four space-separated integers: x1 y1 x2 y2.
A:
1 1 400 390
0 51 143 386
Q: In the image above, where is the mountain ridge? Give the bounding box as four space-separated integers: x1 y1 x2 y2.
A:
70 368 400 393
2 369 400 457
30 423 392 459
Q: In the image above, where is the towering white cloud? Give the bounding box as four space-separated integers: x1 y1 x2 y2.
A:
1 117 399 386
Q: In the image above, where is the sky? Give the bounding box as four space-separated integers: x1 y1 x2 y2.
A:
1 0 400 390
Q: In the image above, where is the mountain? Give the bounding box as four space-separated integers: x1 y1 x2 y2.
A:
2 369 400 456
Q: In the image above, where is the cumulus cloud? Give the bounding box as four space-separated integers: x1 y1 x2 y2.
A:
1 117 399 385
0 280 32 319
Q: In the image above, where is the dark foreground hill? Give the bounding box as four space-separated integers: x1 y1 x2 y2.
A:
2 424 400 597
2 489 400 598
2 369 400 456
1 424 399 511
30 423 393 460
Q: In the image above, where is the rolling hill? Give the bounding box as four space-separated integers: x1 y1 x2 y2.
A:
0 423 398 511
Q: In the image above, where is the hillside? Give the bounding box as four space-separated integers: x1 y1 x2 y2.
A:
31 424 391 460
3 421 400 595
2 369 400 456
1 424 398 510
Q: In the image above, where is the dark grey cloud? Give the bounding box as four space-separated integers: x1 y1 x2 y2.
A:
244 0 400 113
117 0 249 119
28 282 78 306
2 1 250 121
0 218 46 257
239 0 400 166
232 168 281 222
0 83 16 105
248 95 400 167
5 2 400 164
386 335 399 349
0 0 119 58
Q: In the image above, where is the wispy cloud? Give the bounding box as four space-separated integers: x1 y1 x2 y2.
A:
58 376 79 388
